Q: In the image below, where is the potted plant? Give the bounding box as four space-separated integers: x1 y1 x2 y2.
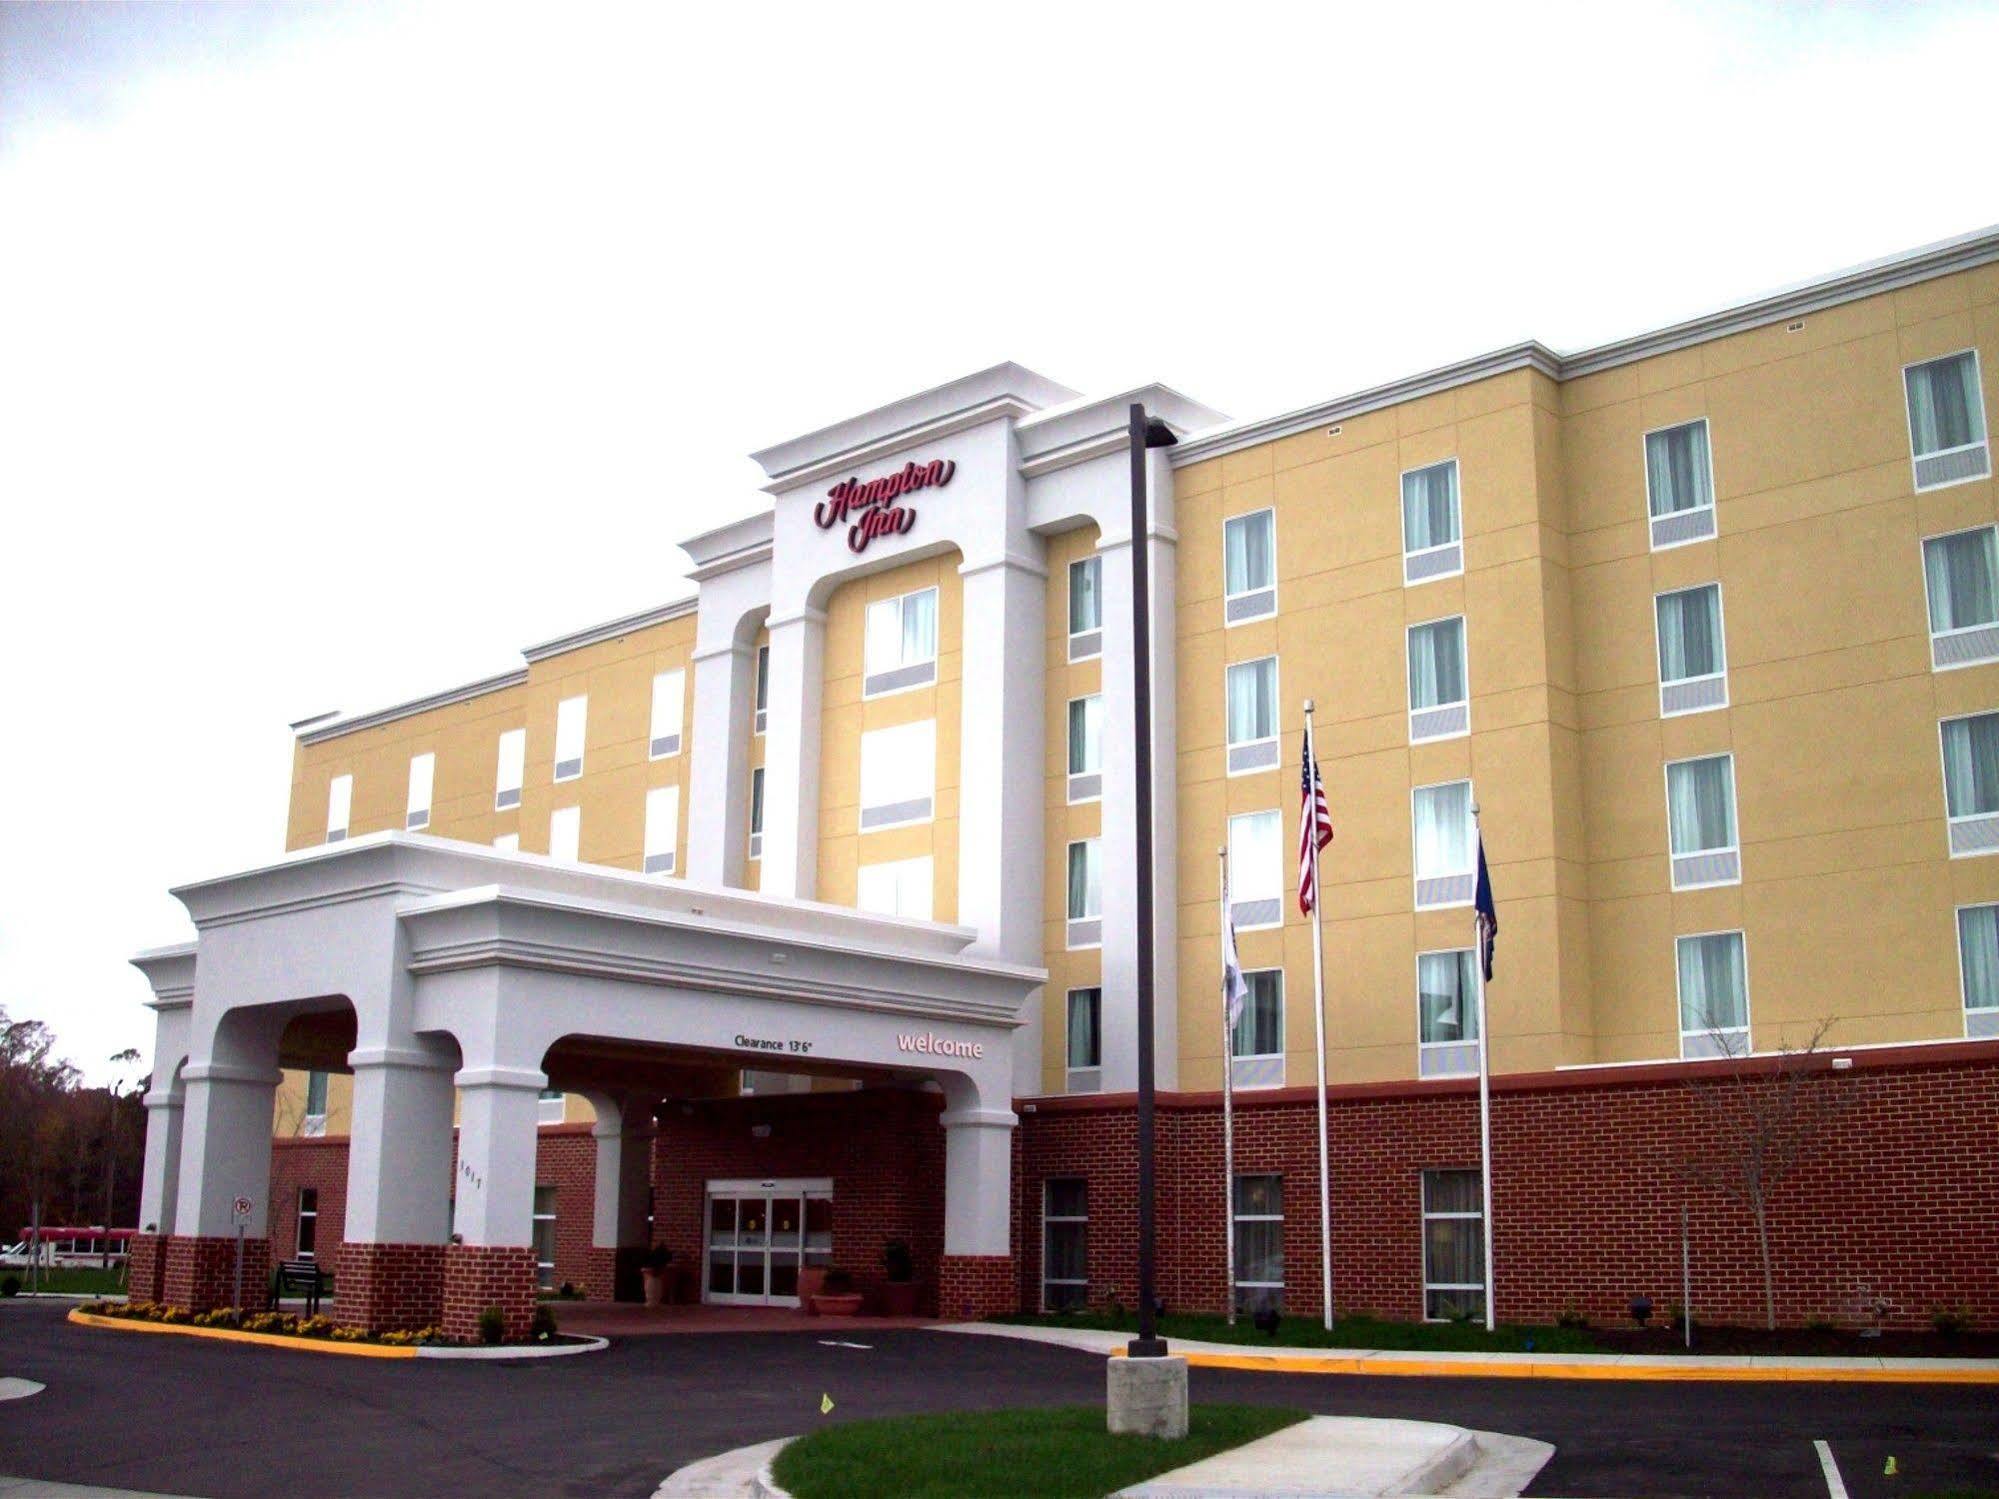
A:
640 1244 674 1308
809 1268 863 1318
797 1262 829 1310
879 1239 919 1317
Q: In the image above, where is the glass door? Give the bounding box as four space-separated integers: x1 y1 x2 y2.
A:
704 1179 833 1307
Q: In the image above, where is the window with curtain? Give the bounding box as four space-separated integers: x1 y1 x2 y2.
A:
1226 657 1278 746
1667 755 1737 855
750 766 765 838
1924 527 1999 634
495 727 526 808
304 1070 329 1118
1957 906 1999 1014
1906 352 1987 458
1068 695 1103 775
864 587 939 678
1228 810 1284 908
1677 931 1748 1039
1402 460 1460 554
755 645 770 725
532 1186 557 1289
1422 1169 1484 1321
1067 839 1102 920
1066 988 1101 1070
1942 712 1999 819
554 695 587 781
1413 782 1473 879
1224 510 1275 597
1417 951 1479 1045
1646 419 1714 517
1231 970 1284 1058
1656 584 1724 683
1069 556 1102 635
1043 1179 1088 1310
1408 617 1467 710
1232 1175 1284 1313
295 1188 319 1260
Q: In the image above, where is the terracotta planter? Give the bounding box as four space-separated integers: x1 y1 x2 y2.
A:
796 1267 828 1310
641 1269 666 1308
810 1292 864 1317
879 1281 920 1317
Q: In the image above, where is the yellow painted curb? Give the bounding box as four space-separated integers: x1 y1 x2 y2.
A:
1146 1348 1999 1385
66 1307 416 1359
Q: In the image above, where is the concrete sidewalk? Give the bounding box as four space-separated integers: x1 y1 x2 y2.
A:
935 1320 1999 1383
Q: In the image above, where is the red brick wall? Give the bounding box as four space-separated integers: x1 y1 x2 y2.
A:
535 1127 597 1295
334 1242 445 1332
441 1243 537 1342
127 1231 165 1304
161 1234 272 1314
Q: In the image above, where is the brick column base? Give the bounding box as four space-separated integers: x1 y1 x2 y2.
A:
334 1242 446 1333
126 1232 166 1305
938 1254 1016 1321
440 1244 538 1343
584 1245 648 1303
161 1234 272 1314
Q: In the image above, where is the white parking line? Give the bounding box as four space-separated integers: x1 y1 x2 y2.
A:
1814 1439 1849 1499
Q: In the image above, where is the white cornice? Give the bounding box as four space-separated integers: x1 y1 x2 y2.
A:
682 511 776 582
520 596 698 663
296 668 530 746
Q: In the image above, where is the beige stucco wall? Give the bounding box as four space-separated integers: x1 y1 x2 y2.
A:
1040 525 1104 1094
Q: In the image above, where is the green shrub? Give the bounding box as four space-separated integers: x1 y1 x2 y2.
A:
1 1273 20 1298
1932 1304 1973 1336
1554 1300 1591 1330
530 1304 558 1341
477 1306 505 1345
1805 1315 1837 1333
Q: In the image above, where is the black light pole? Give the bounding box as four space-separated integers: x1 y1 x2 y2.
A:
1128 401 1177 1360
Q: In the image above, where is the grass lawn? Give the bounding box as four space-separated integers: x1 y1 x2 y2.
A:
771 1404 1307 1499
996 1308 1599 1355
4 1266 127 1296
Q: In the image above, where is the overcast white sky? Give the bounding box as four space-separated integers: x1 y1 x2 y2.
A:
2 1 1995 1084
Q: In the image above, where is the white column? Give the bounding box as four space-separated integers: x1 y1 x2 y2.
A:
450 1067 545 1248
590 1101 656 1253
344 1045 456 1246
956 554 1047 1096
939 1105 1016 1256
758 606 826 901
137 1087 184 1236
174 1062 280 1238
686 640 755 888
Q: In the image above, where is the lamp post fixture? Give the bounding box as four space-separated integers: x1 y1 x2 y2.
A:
1127 402 1177 1361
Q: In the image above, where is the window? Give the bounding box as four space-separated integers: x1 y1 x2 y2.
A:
856 856 933 920
859 719 935 829
1065 987 1102 1092
1067 695 1103 803
863 587 939 696
325 774 351 844
643 785 679 875
532 1185 557 1290
754 644 770 735
1923 525 1999 669
1655 583 1727 715
1665 754 1740 889
1645 418 1717 549
495 728 525 810
1066 839 1102 948
650 669 685 758
295 1188 319 1261
1677 930 1749 1058
1956 904 1999 1038
1905 351 1990 490
493 832 519 853
405 753 434 831
1042 1179 1088 1311
1417 951 1479 1078
302 1070 329 1136
1232 1174 1284 1314
1942 711 1999 856
1227 811 1283 930
749 765 765 861
1223 509 1277 623
1225 656 1280 774
1407 616 1469 741
554 695 587 781
1230 970 1284 1089
1412 780 1475 908
1422 1169 1484 1321
549 805 581 863
538 1088 566 1124
1068 556 1103 661
1402 459 1462 584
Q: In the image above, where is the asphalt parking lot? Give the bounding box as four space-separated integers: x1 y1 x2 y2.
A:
2 1301 1994 1497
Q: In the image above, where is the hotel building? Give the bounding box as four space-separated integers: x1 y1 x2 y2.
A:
130 228 1999 1337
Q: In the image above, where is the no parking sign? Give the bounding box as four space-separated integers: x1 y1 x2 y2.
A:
233 1195 253 1222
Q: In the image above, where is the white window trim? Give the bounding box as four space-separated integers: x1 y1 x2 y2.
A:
553 695 587 783
494 728 526 811
643 785 680 877
1399 458 1465 583
1662 752 1742 891
1641 416 1720 551
1954 903 1999 1033
1067 556 1104 660
1064 986 1102 1094
325 774 352 844
1420 1170 1485 1323
405 752 434 832
649 669 686 760
1919 524 1999 671
858 719 936 831
1222 507 1279 624
1415 950 1481 1077
1065 839 1102 950
1224 654 1282 776
1675 928 1752 1058
295 1189 319 1260
1230 1174 1284 1304
531 1184 557 1288
1067 694 1103 804
1411 779 1476 910
862 587 941 701
1041 1179 1089 1312
548 805 581 863
754 645 770 737
1406 614 1471 744
748 764 765 863
1226 810 1285 932
1938 710 1999 859
1902 348 1991 493
1653 582 1730 717
1229 969 1286 1080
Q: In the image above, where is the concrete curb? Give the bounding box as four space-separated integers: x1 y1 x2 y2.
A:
66 1308 606 1361
417 1335 608 1360
0 1379 46 1403
652 1437 795 1498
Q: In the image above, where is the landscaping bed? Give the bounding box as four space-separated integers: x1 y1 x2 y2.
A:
76 1299 583 1350
2 1266 128 1296
770 1404 1307 1499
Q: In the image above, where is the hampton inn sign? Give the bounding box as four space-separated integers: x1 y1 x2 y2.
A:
815 457 957 553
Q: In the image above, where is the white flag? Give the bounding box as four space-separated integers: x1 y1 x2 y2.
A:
1221 871 1249 1028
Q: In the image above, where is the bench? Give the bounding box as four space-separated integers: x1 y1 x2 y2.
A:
274 1258 331 1317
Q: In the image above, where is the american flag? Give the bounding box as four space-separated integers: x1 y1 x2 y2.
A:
1297 722 1334 915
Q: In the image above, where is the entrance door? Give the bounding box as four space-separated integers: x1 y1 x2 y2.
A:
704 1178 832 1306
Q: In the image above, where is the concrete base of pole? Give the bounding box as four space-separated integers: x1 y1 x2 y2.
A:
1107 1354 1189 1439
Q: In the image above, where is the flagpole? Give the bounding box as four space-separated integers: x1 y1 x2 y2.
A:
1218 843 1237 1326
1471 800 1496 1333
1303 701 1333 1331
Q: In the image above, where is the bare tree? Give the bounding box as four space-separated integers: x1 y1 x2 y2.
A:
1678 1016 1846 1330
